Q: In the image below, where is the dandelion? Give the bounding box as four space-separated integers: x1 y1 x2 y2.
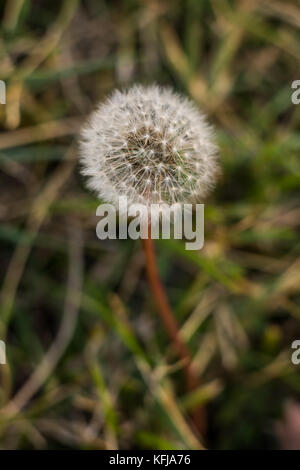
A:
79 85 218 437
79 84 219 210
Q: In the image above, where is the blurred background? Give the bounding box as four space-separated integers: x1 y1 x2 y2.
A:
0 0 300 450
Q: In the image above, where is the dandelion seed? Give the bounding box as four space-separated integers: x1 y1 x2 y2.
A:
80 84 219 210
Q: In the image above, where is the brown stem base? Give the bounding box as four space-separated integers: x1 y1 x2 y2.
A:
141 233 206 436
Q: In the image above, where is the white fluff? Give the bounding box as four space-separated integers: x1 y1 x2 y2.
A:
79 85 219 210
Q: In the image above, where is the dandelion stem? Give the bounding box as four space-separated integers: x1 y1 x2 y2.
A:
141 227 206 436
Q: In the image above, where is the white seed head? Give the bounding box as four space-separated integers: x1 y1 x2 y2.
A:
79 85 219 209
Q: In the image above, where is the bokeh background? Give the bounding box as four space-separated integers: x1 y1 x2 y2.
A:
0 0 300 450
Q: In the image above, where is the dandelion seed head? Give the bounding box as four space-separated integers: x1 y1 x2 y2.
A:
80 85 219 208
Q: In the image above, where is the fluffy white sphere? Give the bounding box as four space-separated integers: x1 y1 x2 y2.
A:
80 85 219 208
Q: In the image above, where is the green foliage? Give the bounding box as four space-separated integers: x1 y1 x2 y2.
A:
0 0 299 450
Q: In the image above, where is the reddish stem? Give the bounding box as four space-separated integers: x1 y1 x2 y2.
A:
141 228 206 435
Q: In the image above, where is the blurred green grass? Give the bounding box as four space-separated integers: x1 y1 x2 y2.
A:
0 0 299 450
